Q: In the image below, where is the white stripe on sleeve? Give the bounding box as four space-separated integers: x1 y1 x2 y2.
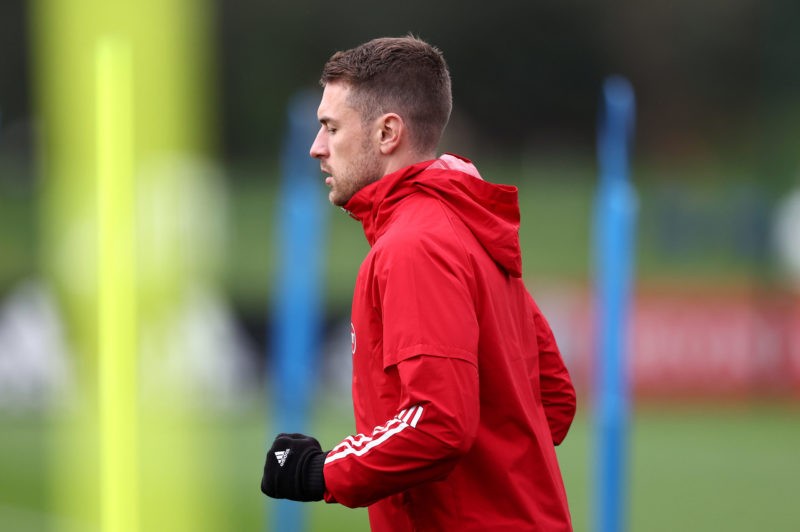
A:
410 406 424 428
325 404 425 465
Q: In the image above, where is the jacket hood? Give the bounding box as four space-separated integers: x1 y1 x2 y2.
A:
344 153 523 277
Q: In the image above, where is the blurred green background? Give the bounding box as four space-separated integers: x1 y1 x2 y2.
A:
1 1 799 531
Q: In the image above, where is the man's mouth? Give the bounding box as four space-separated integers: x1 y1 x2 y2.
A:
321 167 333 186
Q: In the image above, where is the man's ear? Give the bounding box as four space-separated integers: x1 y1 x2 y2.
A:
377 113 404 155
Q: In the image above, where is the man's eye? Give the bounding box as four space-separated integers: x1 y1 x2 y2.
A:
327 128 337 134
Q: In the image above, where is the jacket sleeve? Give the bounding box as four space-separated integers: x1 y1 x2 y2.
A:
322 354 480 508
530 295 576 445
322 227 481 507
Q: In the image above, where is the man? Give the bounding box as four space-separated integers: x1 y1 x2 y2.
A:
261 35 576 531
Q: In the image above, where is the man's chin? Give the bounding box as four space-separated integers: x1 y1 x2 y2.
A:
328 190 347 207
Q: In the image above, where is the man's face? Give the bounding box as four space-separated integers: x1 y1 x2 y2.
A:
310 82 384 206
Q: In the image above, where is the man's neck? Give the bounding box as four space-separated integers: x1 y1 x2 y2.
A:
381 150 437 178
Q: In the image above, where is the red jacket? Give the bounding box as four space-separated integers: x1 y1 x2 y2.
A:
323 154 576 531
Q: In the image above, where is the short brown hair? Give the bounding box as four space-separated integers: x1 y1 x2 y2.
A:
320 35 452 154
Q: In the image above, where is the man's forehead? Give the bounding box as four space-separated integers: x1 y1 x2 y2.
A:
318 82 355 119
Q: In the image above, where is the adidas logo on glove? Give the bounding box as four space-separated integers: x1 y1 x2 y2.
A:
274 449 291 467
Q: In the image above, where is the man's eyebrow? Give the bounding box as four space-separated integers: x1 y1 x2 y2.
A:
319 116 337 126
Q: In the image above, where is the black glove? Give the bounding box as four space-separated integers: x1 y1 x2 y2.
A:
261 433 328 502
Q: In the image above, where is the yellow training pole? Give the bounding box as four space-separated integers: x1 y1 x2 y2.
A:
31 0 221 530
97 37 138 532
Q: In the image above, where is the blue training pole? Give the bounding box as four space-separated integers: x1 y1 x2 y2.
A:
269 89 326 532
593 76 637 532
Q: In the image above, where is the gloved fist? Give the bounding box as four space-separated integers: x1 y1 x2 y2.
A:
261 433 328 502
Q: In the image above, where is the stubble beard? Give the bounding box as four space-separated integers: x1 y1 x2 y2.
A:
329 142 383 207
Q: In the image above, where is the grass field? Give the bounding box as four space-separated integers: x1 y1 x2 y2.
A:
2 158 773 309
221 159 774 316
1 400 798 531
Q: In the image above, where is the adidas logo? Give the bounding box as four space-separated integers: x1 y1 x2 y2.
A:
274 449 291 467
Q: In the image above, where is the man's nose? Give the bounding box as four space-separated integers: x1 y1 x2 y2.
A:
309 127 326 159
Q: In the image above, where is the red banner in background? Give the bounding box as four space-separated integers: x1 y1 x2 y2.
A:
533 284 800 399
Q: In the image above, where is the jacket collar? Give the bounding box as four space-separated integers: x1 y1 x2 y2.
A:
343 159 436 246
